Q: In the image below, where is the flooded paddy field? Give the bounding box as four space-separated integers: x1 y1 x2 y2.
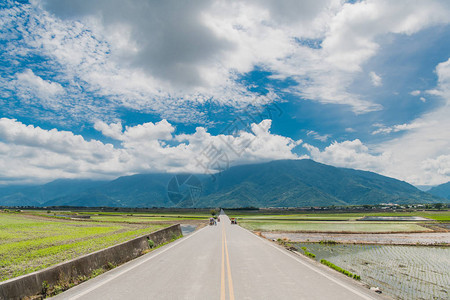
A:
263 232 450 245
293 242 449 300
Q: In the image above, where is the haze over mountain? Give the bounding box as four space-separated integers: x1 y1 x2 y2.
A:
0 160 444 208
428 182 450 199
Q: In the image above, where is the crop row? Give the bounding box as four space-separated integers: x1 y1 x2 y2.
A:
320 259 360 280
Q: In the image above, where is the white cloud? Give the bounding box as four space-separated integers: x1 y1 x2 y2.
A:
322 0 450 72
304 139 390 173
369 71 382 87
1 1 450 186
371 121 428 135
15 69 64 97
0 117 302 184
422 155 450 178
93 121 123 140
13 69 65 110
306 130 331 142
410 90 426 102
1 0 448 123
305 58 450 185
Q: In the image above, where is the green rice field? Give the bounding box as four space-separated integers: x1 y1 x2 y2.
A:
229 210 450 222
0 212 170 281
232 210 449 233
239 220 431 232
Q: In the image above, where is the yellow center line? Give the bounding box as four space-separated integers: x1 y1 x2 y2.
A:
221 226 226 300
224 228 235 300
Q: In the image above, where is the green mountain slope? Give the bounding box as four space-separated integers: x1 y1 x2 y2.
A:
0 159 445 208
428 182 450 199
197 160 441 207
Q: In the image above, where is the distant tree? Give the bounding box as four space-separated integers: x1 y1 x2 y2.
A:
210 209 217 217
434 203 444 210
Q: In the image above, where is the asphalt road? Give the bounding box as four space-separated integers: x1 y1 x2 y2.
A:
54 214 383 299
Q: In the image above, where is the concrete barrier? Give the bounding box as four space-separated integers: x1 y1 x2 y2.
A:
0 224 182 299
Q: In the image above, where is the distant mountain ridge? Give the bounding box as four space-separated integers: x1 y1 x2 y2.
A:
0 159 445 208
428 181 450 199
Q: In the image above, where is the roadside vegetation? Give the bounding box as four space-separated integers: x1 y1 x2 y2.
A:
320 259 360 280
41 262 117 297
300 247 316 259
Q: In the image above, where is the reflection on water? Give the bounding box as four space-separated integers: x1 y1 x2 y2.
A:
295 242 449 300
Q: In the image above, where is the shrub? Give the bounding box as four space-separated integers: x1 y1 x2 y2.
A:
107 262 116 270
42 281 49 295
91 268 104 278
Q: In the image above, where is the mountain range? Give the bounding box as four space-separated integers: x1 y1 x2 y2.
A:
428 181 450 200
0 159 446 208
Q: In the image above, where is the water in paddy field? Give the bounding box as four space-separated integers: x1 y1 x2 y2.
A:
180 225 196 236
294 243 450 300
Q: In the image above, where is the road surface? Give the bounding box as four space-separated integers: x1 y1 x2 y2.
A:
54 214 383 299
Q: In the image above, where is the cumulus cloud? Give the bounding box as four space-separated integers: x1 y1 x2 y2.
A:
304 58 450 185
93 121 123 140
0 117 302 184
304 139 390 173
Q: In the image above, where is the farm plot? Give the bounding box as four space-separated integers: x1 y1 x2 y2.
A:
0 213 168 281
295 243 450 300
239 220 431 233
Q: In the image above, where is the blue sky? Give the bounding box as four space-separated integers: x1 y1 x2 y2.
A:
0 0 449 186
